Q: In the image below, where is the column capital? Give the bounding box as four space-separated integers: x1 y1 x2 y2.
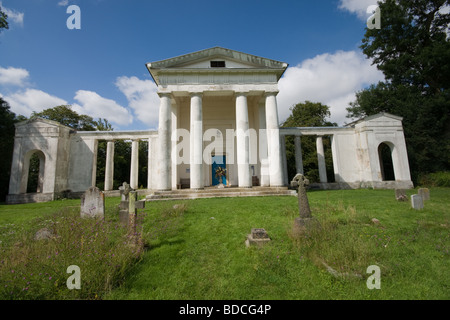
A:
157 91 172 98
189 91 203 98
264 91 279 97
235 91 250 97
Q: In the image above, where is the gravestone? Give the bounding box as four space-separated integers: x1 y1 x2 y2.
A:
118 182 132 225
245 228 271 247
395 189 408 202
418 188 430 201
118 189 145 228
80 187 105 219
411 194 424 210
290 174 319 230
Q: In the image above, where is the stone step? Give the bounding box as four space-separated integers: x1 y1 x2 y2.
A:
146 188 296 201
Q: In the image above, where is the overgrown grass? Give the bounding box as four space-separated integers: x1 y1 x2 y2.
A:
418 171 450 187
1 188 449 300
0 200 144 300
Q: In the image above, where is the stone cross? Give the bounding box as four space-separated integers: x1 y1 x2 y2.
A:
290 173 312 219
290 173 319 230
119 182 131 201
118 189 145 228
80 186 105 219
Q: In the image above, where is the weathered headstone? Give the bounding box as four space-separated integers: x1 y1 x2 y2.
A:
34 228 54 241
118 182 132 225
395 189 408 202
80 187 105 219
418 188 430 201
290 174 320 230
411 194 424 210
119 182 131 201
245 228 271 247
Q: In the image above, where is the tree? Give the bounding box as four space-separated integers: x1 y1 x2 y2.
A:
0 98 18 201
0 5 8 33
281 101 337 183
349 0 450 182
31 105 101 131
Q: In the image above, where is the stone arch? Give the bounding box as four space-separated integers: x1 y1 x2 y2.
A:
378 142 395 181
21 149 46 194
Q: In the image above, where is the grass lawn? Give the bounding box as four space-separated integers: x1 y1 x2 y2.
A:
0 188 449 300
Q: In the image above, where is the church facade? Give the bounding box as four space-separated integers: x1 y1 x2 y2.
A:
6 47 414 204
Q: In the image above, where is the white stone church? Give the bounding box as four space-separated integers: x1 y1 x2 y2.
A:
6 47 414 204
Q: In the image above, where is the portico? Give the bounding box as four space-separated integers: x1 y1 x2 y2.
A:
147 47 289 191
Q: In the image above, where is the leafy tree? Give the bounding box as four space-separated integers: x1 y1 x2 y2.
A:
349 0 450 182
0 98 18 201
31 105 100 131
0 5 8 33
281 101 337 183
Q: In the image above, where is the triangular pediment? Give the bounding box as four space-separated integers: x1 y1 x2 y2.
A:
147 47 288 70
146 47 288 86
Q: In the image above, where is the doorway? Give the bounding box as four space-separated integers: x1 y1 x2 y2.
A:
211 155 227 186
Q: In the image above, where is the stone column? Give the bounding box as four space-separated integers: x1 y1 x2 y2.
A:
130 139 139 189
157 92 172 191
316 135 328 183
104 140 115 191
190 92 204 190
147 137 153 190
258 102 270 187
294 135 304 174
236 92 252 188
265 92 283 187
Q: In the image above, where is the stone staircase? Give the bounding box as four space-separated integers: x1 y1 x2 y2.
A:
146 186 296 201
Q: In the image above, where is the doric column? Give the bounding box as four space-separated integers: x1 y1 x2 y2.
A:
147 137 153 190
157 92 172 191
265 92 284 187
258 102 270 187
316 135 328 183
130 139 139 189
190 92 204 190
104 140 115 191
235 92 252 188
294 135 304 174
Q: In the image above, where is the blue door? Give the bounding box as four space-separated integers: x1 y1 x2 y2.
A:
211 155 226 186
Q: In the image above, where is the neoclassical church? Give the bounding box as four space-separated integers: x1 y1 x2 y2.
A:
6 47 414 204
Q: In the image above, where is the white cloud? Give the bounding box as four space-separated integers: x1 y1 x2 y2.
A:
58 0 69 6
0 2 24 26
338 0 381 20
277 50 384 125
72 90 133 127
2 88 67 116
0 66 29 86
115 76 160 129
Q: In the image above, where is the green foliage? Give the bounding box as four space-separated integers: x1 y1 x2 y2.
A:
349 0 450 182
418 171 450 187
31 105 112 132
0 5 8 32
0 98 20 201
281 101 337 183
361 0 450 93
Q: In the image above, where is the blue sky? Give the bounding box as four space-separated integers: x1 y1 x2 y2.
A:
0 0 384 130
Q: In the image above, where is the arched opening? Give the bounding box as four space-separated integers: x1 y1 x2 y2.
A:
25 150 46 193
378 142 395 181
